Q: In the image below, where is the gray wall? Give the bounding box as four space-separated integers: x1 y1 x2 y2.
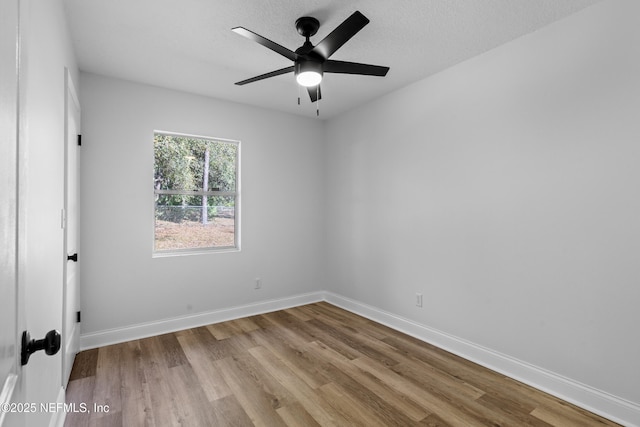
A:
79 73 325 334
325 0 639 405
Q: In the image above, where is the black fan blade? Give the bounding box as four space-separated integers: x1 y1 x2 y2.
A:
311 11 369 60
307 85 321 103
324 60 389 76
232 27 297 62
235 66 295 85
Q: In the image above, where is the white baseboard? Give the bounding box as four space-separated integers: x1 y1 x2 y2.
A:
324 291 640 427
78 290 639 426
79 291 324 350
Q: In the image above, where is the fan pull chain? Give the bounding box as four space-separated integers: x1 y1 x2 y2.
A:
297 84 301 105
316 86 320 117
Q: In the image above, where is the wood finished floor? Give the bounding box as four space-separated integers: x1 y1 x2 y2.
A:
64 302 618 427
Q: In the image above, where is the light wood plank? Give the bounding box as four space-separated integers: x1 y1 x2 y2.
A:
69 348 98 381
163 364 219 426
248 345 345 426
317 381 387 427
305 340 429 422
175 329 233 401
65 376 95 427
531 401 614 426
250 327 332 389
391 356 486 401
119 341 155 427
91 344 123 420
276 401 321 427
351 355 481 426
210 395 254 426
214 354 288 427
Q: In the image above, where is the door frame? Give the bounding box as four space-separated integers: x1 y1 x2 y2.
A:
62 68 81 387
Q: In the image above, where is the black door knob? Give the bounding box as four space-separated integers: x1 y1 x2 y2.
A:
21 330 61 366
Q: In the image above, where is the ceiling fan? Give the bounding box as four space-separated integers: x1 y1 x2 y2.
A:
232 11 390 106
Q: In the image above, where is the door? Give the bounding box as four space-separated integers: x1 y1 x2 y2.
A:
62 69 81 386
2 1 69 425
0 0 26 425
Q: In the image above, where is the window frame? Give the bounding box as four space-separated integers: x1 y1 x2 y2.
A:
152 130 241 257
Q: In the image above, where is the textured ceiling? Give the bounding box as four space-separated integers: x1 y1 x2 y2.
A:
62 0 600 119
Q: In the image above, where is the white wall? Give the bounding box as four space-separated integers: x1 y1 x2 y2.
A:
21 0 78 424
79 73 325 335
325 0 639 410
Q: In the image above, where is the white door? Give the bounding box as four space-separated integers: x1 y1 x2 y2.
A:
0 0 26 426
3 1 71 425
62 69 81 386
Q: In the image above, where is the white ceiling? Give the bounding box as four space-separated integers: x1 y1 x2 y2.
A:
62 0 600 120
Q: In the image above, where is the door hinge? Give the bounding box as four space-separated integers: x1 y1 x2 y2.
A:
76 311 81 323
77 134 82 146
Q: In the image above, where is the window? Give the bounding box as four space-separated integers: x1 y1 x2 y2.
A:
153 131 239 254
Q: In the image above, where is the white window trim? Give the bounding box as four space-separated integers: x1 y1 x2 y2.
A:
152 130 241 257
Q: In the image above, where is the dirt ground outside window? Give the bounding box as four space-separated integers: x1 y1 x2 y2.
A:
154 218 235 250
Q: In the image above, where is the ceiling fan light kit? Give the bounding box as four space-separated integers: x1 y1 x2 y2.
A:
232 10 389 113
295 60 323 87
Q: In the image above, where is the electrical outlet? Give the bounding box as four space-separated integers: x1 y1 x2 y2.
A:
255 278 262 290
416 293 423 307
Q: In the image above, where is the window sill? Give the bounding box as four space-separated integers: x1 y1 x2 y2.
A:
152 247 240 258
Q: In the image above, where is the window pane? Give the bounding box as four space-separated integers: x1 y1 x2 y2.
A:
208 142 237 192
154 195 236 251
154 134 237 192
